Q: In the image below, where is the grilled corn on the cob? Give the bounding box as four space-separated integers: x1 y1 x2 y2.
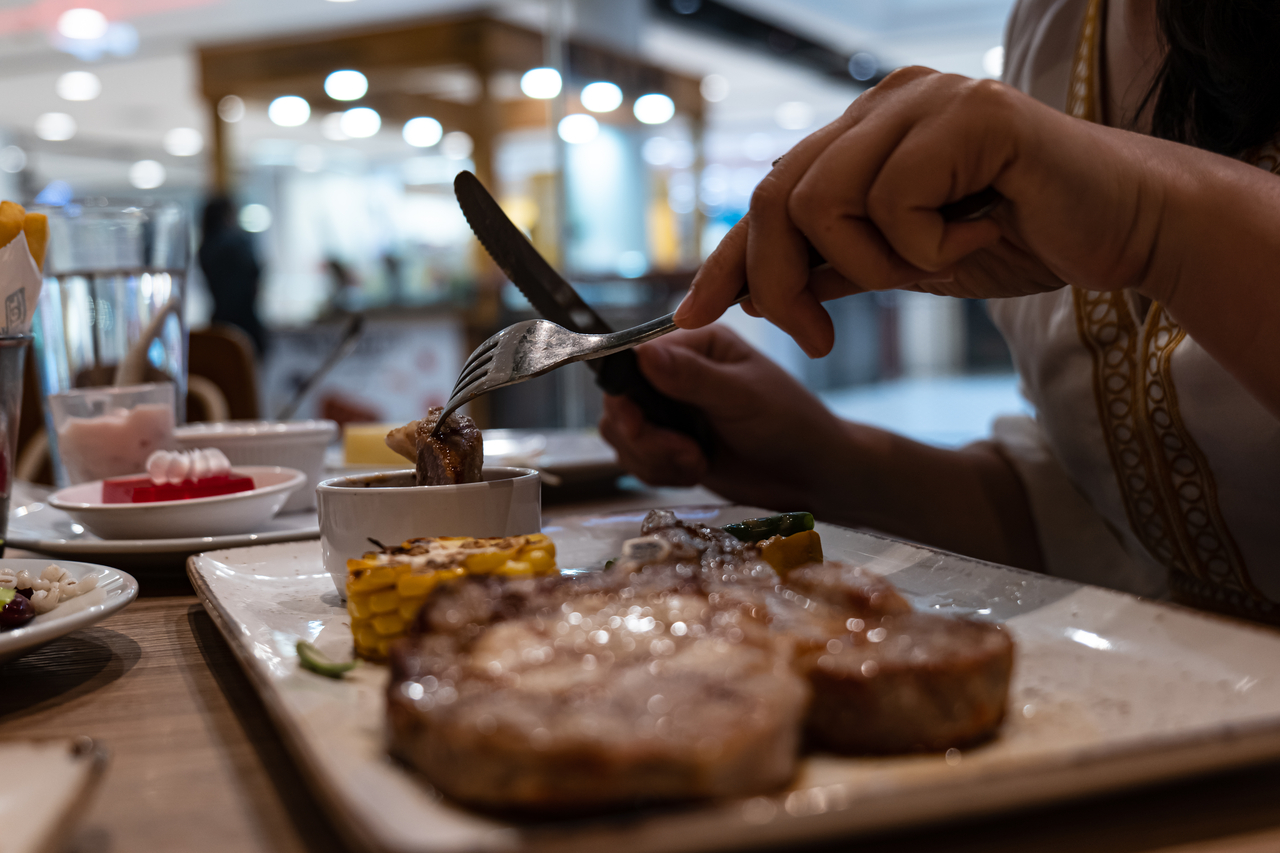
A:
347 534 556 661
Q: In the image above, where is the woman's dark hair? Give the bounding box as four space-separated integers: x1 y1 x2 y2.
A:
1144 0 1280 156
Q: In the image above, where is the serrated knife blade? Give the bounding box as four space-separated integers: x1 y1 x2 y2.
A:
454 170 612 337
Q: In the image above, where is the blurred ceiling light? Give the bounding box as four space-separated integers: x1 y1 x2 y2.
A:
35 112 76 141
634 93 675 125
983 46 1005 77
743 132 773 161
128 159 165 189
0 146 26 174
520 67 561 99
558 114 598 144
239 204 272 233
321 113 349 140
325 69 368 101
642 136 674 166
217 95 245 123
672 0 701 12
581 81 622 113
340 107 380 138
57 8 108 40
775 101 813 130
441 130 473 160
700 74 729 103
268 96 310 127
403 116 442 147
56 70 100 101
848 52 878 82
296 145 324 172
163 127 203 157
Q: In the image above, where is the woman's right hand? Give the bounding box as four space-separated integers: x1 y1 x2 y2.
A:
673 66 1184 357
598 325 851 513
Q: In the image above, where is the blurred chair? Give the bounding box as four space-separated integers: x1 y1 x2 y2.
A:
188 324 260 423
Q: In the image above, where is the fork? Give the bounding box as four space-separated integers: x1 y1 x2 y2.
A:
431 289 750 436
434 185 1004 436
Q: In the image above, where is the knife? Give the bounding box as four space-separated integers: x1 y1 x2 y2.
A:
454 171 716 455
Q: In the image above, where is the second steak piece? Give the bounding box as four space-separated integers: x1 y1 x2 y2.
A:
786 565 1014 753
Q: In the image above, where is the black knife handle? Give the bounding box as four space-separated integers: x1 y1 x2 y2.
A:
596 349 716 457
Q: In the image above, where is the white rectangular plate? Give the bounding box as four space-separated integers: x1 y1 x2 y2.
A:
188 506 1280 853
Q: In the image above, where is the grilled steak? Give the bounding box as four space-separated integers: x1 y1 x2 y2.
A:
387 510 1014 811
387 567 810 810
385 408 483 486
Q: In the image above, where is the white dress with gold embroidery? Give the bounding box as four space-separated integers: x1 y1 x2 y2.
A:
990 0 1280 621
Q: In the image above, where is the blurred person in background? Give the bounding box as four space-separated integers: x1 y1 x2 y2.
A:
601 0 1280 624
199 196 267 355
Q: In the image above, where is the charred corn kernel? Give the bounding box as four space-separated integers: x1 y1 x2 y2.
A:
369 589 400 614
355 624 380 653
524 549 554 573
398 596 426 621
495 560 533 577
348 566 397 594
463 546 521 573
396 572 440 597
348 593 373 619
373 613 406 636
346 534 558 661
759 529 824 575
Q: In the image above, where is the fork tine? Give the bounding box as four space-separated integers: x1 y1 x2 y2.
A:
451 349 496 392
456 337 499 379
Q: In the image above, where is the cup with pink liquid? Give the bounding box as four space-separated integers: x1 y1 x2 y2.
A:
48 382 177 485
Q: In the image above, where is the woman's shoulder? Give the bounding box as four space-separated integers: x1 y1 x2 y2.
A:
1003 0 1090 111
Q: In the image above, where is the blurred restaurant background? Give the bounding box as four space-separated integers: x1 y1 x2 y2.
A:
0 0 1027 455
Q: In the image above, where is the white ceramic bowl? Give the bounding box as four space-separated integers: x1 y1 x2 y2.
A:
175 420 337 513
317 466 541 597
49 466 306 540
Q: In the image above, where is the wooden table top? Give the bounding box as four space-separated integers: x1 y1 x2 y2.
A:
6 485 1280 853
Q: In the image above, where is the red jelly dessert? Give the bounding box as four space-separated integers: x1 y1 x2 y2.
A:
103 474 256 504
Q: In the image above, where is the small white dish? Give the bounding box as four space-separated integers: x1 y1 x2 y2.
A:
176 419 337 513
316 466 541 596
0 557 138 663
0 738 108 853
48 466 305 540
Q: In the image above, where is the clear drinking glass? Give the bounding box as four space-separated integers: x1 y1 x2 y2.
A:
0 335 31 556
48 382 177 485
31 203 190 485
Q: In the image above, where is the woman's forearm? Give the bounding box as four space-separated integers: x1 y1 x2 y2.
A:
817 421 1044 571
1135 143 1280 420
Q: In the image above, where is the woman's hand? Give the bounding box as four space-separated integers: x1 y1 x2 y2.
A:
598 326 850 512
599 324 1045 570
675 67 1169 357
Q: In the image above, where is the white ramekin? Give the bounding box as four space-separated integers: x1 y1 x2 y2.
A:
175 419 338 513
316 466 542 597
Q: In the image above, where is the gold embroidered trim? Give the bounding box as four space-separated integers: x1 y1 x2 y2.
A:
1072 289 1189 575
1065 0 1102 121
1066 0 1269 614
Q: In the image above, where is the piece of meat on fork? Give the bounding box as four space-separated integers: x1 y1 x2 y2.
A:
385 406 483 486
